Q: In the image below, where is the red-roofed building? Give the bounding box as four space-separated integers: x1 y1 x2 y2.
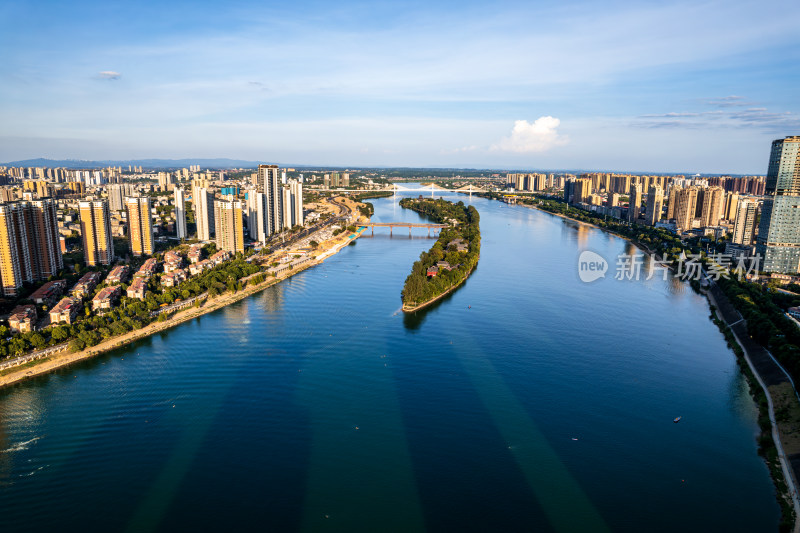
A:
91 286 121 311
50 297 81 325
8 305 37 333
30 280 67 307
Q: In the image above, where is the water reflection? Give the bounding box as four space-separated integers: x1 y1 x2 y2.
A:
259 281 285 314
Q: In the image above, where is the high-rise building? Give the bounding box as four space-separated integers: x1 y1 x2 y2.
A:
125 197 154 256
79 200 114 266
757 136 800 272
563 179 574 203
700 186 725 227
107 184 126 212
572 178 591 204
28 199 63 279
673 187 699 231
724 191 739 221
281 188 293 230
157 172 175 190
0 203 32 296
289 179 303 227
192 186 215 241
645 186 663 226
628 182 642 222
732 199 758 246
174 187 187 240
214 200 244 254
258 164 282 236
246 189 260 241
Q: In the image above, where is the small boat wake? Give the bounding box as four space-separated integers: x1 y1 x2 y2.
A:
1 436 42 454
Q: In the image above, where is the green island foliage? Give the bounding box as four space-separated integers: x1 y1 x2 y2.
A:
400 198 480 308
353 190 393 218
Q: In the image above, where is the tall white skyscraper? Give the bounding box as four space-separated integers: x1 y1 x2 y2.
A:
258 164 282 237
289 179 303 227
174 187 187 240
192 186 215 241
282 188 293 230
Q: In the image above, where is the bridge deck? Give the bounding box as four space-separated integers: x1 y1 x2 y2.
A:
359 222 448 228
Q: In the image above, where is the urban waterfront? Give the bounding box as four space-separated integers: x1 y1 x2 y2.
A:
0 189 780 532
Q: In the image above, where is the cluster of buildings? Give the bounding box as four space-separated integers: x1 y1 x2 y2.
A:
5 243 227 334
536 136 799 273
0 161 306 290
0 162 312 324
189 164 303 253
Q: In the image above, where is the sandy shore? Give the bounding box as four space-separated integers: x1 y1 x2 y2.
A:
0 229 363 390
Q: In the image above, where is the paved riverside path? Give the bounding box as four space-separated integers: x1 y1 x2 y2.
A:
0 342 69 371
709 283 800 530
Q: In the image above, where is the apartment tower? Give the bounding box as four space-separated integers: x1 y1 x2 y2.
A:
645 186 664 226
174 187 187 240
214 200 244 254
732 199 758 246
125 197 154 256
79 200 115 266
756 136 800 272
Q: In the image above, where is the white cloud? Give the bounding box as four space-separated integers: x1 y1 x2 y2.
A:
491 117 568 153
98 71 121 80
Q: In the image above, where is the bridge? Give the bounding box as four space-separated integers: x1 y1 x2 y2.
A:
387 183 487 195
359 222 449 237
316 183 488 195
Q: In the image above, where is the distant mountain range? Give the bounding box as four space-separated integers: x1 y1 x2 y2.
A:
0 158 758 177
1 158 264 169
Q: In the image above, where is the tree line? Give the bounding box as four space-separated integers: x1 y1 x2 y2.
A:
0 255 263 358
399 198 480 308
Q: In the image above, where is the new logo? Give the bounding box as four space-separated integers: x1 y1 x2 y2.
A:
578 250 608 283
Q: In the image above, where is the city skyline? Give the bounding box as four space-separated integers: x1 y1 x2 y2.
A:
2 1 799 173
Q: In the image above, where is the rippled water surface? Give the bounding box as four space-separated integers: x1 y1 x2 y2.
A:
0 189 779 532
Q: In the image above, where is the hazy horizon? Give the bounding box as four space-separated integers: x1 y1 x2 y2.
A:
2 0 798 174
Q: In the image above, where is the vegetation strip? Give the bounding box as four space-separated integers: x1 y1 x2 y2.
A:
399 198 480 312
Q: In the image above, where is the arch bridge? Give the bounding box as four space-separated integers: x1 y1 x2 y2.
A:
359 222 449 237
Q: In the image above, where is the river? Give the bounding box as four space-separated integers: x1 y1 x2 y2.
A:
0 188 779 531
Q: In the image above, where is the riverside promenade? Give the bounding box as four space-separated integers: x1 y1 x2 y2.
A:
708 283 800 532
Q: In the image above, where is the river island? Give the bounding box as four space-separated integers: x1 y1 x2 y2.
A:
399 198 480 312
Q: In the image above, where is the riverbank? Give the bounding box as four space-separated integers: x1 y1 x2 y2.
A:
520 199 799 531
707 285 800 532
0 229 364 391
401 262 477 312
519 202 657 255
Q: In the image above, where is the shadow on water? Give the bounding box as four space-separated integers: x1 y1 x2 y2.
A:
403 265 478 331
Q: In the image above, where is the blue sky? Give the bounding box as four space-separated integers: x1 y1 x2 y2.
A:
1 0 799 173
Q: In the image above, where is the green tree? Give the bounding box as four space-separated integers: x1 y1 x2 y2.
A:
29 333 47 349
